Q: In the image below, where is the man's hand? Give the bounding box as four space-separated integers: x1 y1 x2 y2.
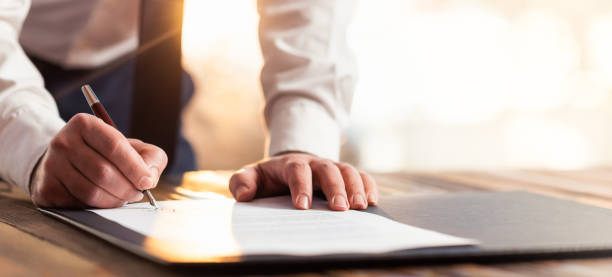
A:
229 153 378 211
30 113 167 208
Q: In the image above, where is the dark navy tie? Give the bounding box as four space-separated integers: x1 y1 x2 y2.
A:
131 0 184 168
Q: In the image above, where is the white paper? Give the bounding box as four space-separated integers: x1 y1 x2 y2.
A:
90 196 475 258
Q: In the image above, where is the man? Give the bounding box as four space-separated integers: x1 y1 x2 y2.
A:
0 0 377 211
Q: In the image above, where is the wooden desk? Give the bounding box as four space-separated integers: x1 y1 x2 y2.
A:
3 169 612 276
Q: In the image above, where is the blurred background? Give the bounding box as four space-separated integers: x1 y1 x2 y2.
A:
180 0 612 173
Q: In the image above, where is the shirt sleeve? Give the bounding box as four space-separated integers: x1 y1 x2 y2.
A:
257 0 358 161
0 0 65 194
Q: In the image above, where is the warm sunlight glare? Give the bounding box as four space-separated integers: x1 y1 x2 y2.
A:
588 15 612 83
182 0 259 58
179 0 612 171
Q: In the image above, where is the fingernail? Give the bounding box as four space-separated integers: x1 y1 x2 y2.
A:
235 186 249 201
138 175 154 190
332 195 348 210
368 193 378 205
352 194 367 209
296 194 309 209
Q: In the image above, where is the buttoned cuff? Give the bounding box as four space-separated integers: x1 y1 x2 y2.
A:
266 97 341 161
0 107 65 195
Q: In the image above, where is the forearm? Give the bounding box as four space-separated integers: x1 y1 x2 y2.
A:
0 0 65 193
258 0 358 161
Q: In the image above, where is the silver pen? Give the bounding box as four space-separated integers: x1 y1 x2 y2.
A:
81 84 160 209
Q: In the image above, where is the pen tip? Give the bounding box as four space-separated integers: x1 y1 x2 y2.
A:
144 190 159 209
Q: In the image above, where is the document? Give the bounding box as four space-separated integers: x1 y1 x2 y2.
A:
90 196 475 259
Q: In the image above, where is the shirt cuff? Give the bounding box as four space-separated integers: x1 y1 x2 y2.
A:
266 96 341 161
0 107 65 195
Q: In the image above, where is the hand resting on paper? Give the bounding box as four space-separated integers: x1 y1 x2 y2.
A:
229 153 378 211
29 113 167 208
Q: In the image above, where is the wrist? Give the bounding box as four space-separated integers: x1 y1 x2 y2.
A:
28 149 47 196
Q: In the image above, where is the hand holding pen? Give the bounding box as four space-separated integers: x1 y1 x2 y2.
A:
29 85 166 209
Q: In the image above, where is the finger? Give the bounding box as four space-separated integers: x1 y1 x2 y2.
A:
69 114 155 190
64 138 143 202
30 153 83 208
55 182 87 208
311 160 348 211
129 138 168 183
229 166 259 201
337 163 367 210
284 159 313 210
32 176 83 208
360 171 378 206
59 157 127 208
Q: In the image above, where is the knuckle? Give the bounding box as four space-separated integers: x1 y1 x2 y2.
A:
315 160 335 171
107 139 124 157
49 135 70 151
279 153 304 163
279 155 292 164
70 113 92 128
286 160 308 171
92 164 114 185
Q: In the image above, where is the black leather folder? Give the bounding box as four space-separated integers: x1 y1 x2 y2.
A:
40 191 612 268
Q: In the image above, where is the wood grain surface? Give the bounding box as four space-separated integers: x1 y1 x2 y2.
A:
3 169 612 276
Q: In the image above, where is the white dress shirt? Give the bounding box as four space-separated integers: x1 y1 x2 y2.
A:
0 0 357 194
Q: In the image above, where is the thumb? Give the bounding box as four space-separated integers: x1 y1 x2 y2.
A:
229 166 259 201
